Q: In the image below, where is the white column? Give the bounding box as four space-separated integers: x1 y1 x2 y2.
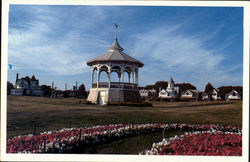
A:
132 68 135 84
135 68 139 85
97 69 100 88
121 66 124 88
108 66 111 88
91 68 94 88
128 73 131 83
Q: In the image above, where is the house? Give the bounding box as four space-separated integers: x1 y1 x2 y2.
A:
225 90 241 100
201 92 209 101
139 89 149 97
139 88 157 99
158 77 179 99
11 73 43 96
211 89 221 100
218 86 242 100
181 89 199 101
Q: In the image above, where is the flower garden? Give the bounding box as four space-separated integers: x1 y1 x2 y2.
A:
7 123 241 155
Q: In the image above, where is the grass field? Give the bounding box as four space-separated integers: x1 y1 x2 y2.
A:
7 95 242 139
5 95 242 154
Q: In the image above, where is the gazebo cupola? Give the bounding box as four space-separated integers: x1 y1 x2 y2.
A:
86 24 144 105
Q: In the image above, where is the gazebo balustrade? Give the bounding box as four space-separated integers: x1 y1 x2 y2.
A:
92 82 137 89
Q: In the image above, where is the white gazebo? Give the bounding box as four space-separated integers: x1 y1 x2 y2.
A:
86 25 144 105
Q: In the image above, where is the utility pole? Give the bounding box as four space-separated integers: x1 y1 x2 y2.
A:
65 83 67 91
75 81 78 97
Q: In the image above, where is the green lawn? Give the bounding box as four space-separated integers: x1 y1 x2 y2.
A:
7 96 242 139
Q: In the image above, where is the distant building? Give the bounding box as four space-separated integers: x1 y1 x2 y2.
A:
180 89 199 101
139 89 149 97
158 77 179 99
201 92 209 101
211 89 221 100
225 90 241 100
11 73 43 96
218 86 242 100
139 88 157 99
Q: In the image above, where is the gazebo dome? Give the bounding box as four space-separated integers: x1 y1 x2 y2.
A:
87 38 144 67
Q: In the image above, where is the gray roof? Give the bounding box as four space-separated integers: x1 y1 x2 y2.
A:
87 39 144 67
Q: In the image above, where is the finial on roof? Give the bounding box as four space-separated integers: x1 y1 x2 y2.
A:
114 23 118 40
108 23 124 51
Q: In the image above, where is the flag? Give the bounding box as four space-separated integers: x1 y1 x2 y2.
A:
8 64 12 70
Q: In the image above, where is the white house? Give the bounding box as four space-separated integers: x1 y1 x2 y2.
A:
158 77 179 99
211 89 221 100
225 90 241 100
139 89 149 97
139 89 156 98
158 89 170 98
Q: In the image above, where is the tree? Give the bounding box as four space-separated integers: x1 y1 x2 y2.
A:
63 90 70 98
40 85 52 97
77 84 87 98
204 82 215 100
7 81 14 95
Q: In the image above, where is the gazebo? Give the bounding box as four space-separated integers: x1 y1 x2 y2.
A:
86 25 144 105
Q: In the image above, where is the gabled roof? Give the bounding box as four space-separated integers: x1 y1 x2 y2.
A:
87 38 144 67
31 75 37 81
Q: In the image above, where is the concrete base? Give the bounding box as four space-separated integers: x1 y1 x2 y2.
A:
87 88 141 105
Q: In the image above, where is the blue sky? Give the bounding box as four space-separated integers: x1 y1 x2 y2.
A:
8 5 243 91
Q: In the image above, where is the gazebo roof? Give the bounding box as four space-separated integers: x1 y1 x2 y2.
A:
87 39 144 67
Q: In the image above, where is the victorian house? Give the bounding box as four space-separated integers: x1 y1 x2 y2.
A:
11 73 43 96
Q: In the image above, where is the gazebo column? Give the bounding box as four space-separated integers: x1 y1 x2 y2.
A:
97 69 100 88
132 68 135 84
135 68 139 85
128 72 131 83
108 68 111 88
121 67 124 88
91 68 94 88
121 71 124 87
118 72 121 83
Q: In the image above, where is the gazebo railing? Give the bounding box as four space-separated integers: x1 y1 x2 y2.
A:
92 82 137 89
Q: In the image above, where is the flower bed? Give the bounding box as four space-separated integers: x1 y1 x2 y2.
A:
140 131 242 156
7 123 241 154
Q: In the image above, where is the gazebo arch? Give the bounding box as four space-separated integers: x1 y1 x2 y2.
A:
110 71 120 83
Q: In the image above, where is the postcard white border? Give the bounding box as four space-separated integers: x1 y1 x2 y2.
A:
1 0 249 162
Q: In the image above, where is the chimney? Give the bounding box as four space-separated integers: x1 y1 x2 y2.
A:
52 81 54 90
16 73 19 81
